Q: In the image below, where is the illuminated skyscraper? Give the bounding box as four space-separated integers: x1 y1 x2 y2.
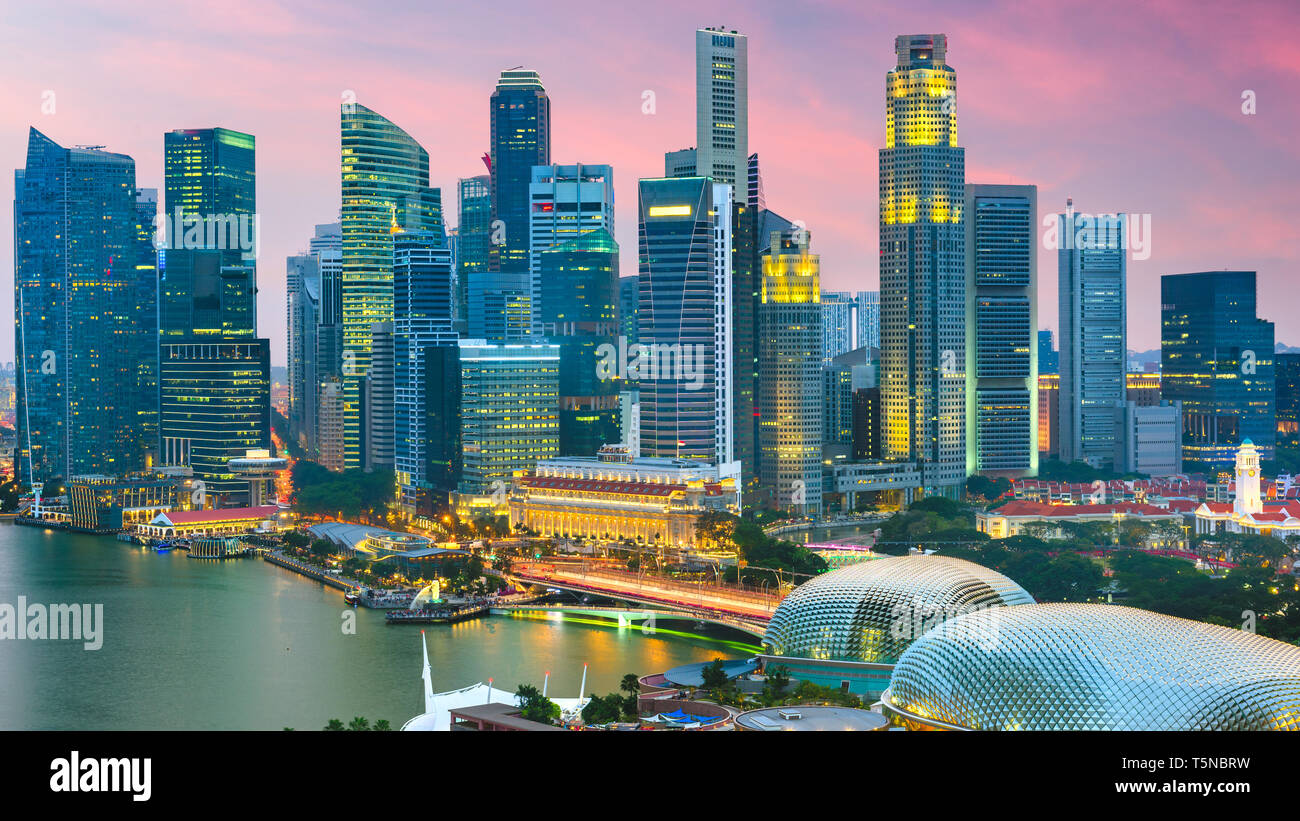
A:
965 183 1037 478
879 34 966 496
14 128 153 485
758 228 823 514
456 175 491 328
529 163 614 335
695 27 748 187
340 103 442 468
1057 204 1126 468
820 291 855 367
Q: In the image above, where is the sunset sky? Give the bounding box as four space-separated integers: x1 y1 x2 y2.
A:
3 0 1297 365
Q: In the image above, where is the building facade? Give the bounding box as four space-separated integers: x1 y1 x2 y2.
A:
694 27 748 187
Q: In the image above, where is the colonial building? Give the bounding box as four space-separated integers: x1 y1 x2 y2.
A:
1195 440 1300 539
507 446 739 548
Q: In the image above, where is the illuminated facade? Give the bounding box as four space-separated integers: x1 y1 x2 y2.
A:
1195 440 1300 538
879 34 967 497
529 163 614 336
456 175 491 330
340 103 442 468
507 448 740 548
758 229 823 514
762 555 1033 696
1161 271 1275 467
965 184 1037 478
1057 204 1126 468
884 604 1300 731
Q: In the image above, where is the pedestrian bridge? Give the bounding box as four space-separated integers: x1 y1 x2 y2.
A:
491 603 767 639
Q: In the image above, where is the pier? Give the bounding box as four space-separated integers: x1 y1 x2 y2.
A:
262 550 359 594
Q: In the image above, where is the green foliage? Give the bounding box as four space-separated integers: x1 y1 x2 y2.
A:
515 684 561 725
581 693 626 725
323 718 344 731
965 475 1011 502
941 538 1102 603
699 511 829 581
1037 459 1147 483
0 479 21 512
700 658 730 690
291 460 395 522
874 497 987 554
620 673 641 696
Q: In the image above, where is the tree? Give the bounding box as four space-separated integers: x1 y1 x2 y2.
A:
581 693 623 725
323 719 344 731
347 716 370 731
766 664 791 693
515 684 561 725
619 673 641 696
700 658 730 690
373 719 391 731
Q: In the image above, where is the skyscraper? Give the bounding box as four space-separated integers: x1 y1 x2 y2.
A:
1037 329 1059 374
15 128 153 485
1161 271 1275 466
456 175 491 329
159 126 269 504
855 290 880 350
695 27 748 187
637 177 734 469
539 228 620 456
340 103 442 469
879 34 967 496
820 291 855 367
393 229 457 512
1276 353 1300 450
485 68 550 339
1057 204 1126 468
528 163 614 335
965 183 1037 478
665 148 697 178
758 228 823 514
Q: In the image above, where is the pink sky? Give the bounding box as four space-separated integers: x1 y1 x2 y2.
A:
3 0 1298 365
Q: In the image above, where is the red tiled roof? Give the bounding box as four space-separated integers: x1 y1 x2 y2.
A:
521 476 724 497
163 505 279 524
991 500 1182 519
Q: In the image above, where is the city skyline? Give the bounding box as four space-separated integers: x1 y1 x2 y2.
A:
3 0 1297 368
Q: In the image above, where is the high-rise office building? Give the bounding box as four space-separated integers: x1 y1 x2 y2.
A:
457 342 560 494
758 229 823 514
340 103 442 469
132 188 160 468
529 163 614 335
665 148 697 178
363 321 395 472
1037 329 1059 374
695 27 748 187
456 175 491 329
731 198 758 491
855 290 880 350
879 34 967 496
618 275 639 346
1057 203 1126 469
479 69 550 343
159 126 269 504
965 184 1037 478
636 177 735 470
538 228 620 456
393 229 457 512
1276 352 1300 450
824 347 877 448
820 291 855 367
288 223 343 462
14 128 154 485
1037 373 1059 457
747 153 765 210
1161 271 1275 466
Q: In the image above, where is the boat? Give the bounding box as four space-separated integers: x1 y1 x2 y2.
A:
155 543 173 553
344 591 362 606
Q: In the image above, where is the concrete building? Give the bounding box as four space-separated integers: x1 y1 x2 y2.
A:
694 27 748 187
1114 400 1183 477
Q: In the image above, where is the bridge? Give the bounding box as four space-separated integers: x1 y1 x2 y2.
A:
491 603 768 638
505 561 780 624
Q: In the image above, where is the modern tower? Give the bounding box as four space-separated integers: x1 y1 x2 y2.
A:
965 183 1038 478
340 103 442 469
1057 203 1126 468
1161 271 1275 466
287 223 344 461
14 128 153 485
758 228 824 515
879 34 967 496
820 291 855 367
695 27 748 187
528 163 614 335
393 228 458 512
456 175 491 329
636 177 735 471
538 228 620 456
855 290 880 350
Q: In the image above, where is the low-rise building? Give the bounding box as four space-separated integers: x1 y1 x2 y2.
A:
138 505 284 539
977 500 1192 540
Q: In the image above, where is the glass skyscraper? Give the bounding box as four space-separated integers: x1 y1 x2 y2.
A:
528 163 614 336
456 175 491 329
538 228 620 456
965 183 1037 478
1057 204 1126 468
820 291 855 367
695 27 748 187
879 34 967 496
340 103 442 468
636 177 734 467
15 128 154 485
1161 271 1275 466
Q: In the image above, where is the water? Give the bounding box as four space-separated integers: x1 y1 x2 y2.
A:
0 524 756 730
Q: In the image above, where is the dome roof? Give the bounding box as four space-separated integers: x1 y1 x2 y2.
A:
885 603 1300 731
761 555 1034 665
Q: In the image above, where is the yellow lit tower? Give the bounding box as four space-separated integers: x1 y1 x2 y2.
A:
879 34 966 497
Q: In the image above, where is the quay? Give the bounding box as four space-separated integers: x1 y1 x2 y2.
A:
262 550 359 594
385 603 489 625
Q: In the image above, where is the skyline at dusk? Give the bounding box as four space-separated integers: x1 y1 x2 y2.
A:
3 0 1298 365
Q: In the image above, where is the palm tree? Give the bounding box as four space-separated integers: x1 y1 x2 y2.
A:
347 716 370 731
323 719 344 731
620 673 641 695
373 719 391 731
